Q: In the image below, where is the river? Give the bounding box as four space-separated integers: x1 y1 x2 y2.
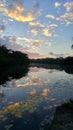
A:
0 65 73 130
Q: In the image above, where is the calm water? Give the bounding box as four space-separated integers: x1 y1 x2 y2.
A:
0 65 73 130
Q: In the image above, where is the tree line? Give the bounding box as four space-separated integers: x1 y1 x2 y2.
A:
30 57 73 65
0 45 30 66
0 45 73 66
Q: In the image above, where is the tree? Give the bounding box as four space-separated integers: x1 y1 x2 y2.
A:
0 45 30 66
71 44 73 49
71 37 73 49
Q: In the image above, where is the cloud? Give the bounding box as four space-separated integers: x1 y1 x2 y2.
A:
49 24 58 28
56 1 73 25
31 41 42 49
45 42 51 47
17 37 42 45
49 52 69 58
0 36 45 59
32 0 41 16
0 36 56 59
46 14 55 19
17 36 51 50
31 38 43 50
55 2 61 8
29 22 57 37
29 21 44 27
28 52 49 59
64 1 73 12
0 3 5 11
43 28 52 37
13 36 44 52
0 3 4 7
70 52 73 57
17 37 31 42
0 6 4 12
0 25 5 32
0 36 29 52
30 29 38 35
57 12 73 25
5 3 35 22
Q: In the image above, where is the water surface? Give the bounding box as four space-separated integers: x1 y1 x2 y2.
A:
0 65 73 130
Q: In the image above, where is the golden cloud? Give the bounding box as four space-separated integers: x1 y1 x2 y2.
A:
49 24 58 28
0 4 4 7
29 21 44 27
17 37 31 42
43 28 52 37
17 36 44 50
5 4 35 22
30 29 38 35
0 4 4 11
46 14 55 19
55 2 61 8
17 36 42 44
0 3 4 11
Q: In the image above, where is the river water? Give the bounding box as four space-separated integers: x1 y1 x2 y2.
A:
0 65 73 130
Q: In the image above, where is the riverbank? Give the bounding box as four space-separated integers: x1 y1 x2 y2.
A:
49 100 73 130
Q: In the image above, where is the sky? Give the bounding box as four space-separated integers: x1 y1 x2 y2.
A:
0 0 73 59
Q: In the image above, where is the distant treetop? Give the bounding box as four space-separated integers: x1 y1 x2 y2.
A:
71 44 73 49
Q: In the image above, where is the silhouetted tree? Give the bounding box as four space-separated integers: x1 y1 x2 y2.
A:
0 45 30 66
71 44 73 49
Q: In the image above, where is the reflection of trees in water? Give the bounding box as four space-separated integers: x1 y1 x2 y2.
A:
0 64 73 86
0 66 29 85
30 64 73 74
64 66 73 74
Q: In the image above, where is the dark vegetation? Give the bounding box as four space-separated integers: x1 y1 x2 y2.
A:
62 100 73 108
0 66 29 85
71 44 73 49
0 45 30 85
0 45 73 66
0 45 30 66
31 43 73 65
30 56 73 65
30 63 73 74
49 100 73 130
